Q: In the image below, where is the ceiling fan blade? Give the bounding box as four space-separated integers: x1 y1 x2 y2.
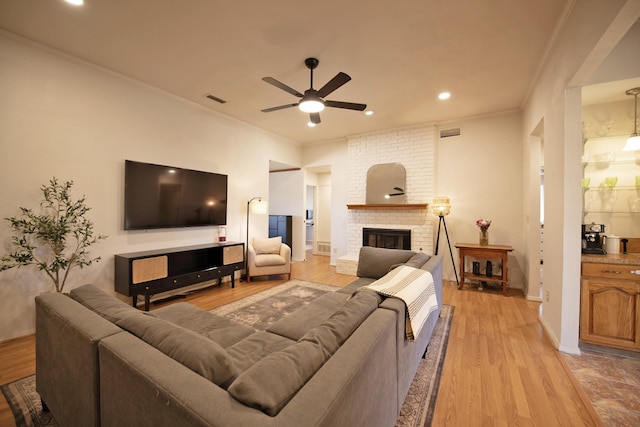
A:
316 72 351 98
261 103 299 113
262 77 304 97
310 112 321 124
325 100 367 111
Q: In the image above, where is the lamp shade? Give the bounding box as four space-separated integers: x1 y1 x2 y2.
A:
250 199 269 215
432 196 451 216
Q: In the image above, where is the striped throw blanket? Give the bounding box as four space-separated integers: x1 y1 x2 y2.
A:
364 265 439 341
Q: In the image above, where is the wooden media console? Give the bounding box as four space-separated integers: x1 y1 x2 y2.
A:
115 242 244 310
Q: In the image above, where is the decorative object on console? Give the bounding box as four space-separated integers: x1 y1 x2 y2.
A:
245 197 268 276
433 196 459 286
476 218 491 246
218 226 226 242
0 177 106 293
472 261 480 275
623 87 640 151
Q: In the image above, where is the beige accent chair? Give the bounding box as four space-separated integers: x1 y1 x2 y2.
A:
247 236 291 282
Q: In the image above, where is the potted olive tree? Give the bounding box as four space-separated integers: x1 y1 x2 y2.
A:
0 178 107 293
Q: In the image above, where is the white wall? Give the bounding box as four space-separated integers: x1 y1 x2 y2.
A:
436 112 525 287
0 33 300 341
522 0 640 354
269 170 306 261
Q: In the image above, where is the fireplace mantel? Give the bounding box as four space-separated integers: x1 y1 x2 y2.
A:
347 203 428 210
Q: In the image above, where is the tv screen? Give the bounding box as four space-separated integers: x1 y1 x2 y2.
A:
124 160 227 230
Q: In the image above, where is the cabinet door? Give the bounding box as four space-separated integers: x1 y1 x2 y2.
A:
580 278 640 349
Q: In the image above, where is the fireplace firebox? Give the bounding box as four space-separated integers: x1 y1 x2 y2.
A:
362 228 411 250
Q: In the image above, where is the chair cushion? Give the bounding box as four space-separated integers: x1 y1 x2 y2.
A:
252 236 282 254
254 254 286 267
116 312 239 389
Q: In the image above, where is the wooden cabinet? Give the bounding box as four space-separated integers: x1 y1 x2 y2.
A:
580 261 640 351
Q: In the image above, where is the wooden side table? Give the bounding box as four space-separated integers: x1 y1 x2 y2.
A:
454 243 513 296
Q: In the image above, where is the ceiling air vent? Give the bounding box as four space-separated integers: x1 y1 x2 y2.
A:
205 94 227 104
439 126 462 139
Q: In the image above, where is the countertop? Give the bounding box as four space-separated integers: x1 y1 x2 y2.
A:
582 253 640 266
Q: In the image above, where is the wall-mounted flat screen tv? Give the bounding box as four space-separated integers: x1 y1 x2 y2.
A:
124 160 227 230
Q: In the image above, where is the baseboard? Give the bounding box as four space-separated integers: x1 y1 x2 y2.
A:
538 315 560 349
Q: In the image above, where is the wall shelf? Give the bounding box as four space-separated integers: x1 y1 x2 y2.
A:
347 203 428 210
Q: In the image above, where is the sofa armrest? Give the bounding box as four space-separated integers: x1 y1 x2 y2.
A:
279 243 291 259
36 293 123 427
99 333 274 427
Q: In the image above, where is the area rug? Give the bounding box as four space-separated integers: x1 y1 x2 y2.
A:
1 375 56 427
1 280 453 427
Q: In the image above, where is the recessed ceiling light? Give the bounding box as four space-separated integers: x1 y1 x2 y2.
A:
365 110 374 116
438 92 451 100
65 0 84 5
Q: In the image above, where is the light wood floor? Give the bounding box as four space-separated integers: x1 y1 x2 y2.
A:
0 253 598 426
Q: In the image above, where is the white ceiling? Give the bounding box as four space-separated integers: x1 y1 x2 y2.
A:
0 0 582 144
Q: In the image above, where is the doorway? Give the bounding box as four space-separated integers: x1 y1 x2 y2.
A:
305 166 332 257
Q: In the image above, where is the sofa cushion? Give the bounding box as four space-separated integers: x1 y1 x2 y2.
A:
153 302 254 348
252 236 282 254
225 331 294 372
228 290 380 415
356 247 416 279
228 339 326 416
301 289 380 354
267 292 349 340
335 277 375 295
70 284 139 323
116 313 239 389
389 252 430 272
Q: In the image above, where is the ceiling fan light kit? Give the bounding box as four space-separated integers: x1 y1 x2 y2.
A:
262 57 366 125
299 98 325 113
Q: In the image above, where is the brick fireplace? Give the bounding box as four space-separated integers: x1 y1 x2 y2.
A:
336 124 436 275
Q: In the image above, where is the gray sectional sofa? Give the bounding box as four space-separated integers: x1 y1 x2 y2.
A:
35 247 442 427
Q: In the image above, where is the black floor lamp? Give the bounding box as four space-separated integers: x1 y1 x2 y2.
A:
432 196 459 286
245 196 268 279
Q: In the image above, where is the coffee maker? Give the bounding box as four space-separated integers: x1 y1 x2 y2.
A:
582 223 606 254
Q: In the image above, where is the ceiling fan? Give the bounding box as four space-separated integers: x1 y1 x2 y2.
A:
261 58 367 125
